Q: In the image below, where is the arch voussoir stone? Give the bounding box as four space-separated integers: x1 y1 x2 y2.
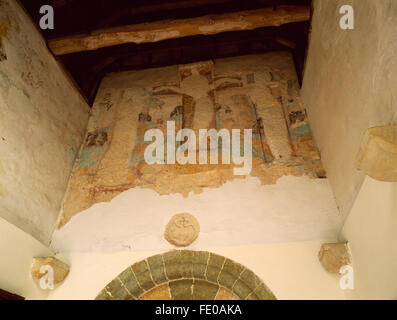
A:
96 250 276 300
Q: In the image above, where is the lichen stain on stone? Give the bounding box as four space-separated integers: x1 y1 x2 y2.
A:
58 53 325 228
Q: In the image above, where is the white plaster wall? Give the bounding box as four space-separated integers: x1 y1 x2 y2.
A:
51 176 342 252
301 0 397 218
340 177 397 299
47 241 345 300
0 0 90 243
0 217 52 300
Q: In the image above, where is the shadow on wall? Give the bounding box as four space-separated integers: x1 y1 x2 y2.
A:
95 250 276 300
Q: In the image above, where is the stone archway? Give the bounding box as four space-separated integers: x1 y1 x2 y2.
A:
96 250 276 300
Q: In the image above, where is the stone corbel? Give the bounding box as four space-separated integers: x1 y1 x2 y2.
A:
356 126 397 182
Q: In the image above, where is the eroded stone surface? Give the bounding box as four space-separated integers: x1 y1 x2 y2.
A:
318 243 351 274
164 213 200 247
31 257 70 284
357 126 397 182
95 250 276 300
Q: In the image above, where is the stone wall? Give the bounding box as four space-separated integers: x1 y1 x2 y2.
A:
96 250 276 300
0 0 90 243
47 242 346 300
301 0 397 218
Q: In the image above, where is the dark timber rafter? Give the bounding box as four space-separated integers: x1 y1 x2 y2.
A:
48 5 310 55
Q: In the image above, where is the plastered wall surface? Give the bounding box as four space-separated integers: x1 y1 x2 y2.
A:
47 241 345 300
52 175 342 252
340 177 397 299
53 52 343 251
0 0 90 243
301 0 397 218
60 52 327 226
0 217 52 300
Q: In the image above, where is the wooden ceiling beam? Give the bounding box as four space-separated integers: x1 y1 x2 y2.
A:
48 5 310 55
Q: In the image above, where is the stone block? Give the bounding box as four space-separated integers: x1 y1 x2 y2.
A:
140 283 171 300
95 289 114 300
253 283 276 300
118 267 144 298
163 250 183 280
217 259 244 289
169 279 194 300
232 279 252 299
131 260 155 291
318 242 351 274
215 287 239 300
246 292 259 300
164 213 200 247
31 257 69 285
179 250 194 278
239 269 262 291
147 254 168 285
105 278 131 300
192 280 219 300
357 126 397 182
192 251 209 279
205 253 225 283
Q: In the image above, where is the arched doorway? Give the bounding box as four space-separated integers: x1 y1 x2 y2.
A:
96 250 276 300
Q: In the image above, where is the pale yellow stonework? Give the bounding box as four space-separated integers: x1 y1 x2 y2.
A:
164 213 200 247
31 257 70 285
357 126 397 182
318 243 351 274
